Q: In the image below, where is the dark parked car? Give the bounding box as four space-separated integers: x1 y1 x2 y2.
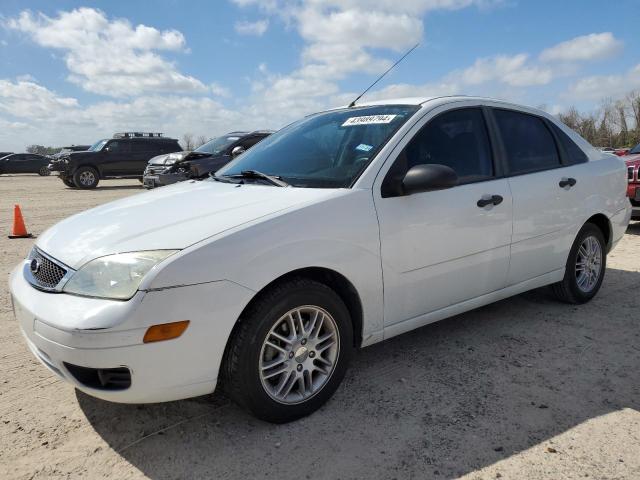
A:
143 130 272 189
49 132 181 189
0 153 51 176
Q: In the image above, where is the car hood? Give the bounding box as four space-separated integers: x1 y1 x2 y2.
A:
36 180 343 269
624 153 640 165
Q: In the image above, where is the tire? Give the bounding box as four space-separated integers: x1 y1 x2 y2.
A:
38 166 50 176
61 177 76 188
223 277 354 423
552 223 606 304
73 166 99 189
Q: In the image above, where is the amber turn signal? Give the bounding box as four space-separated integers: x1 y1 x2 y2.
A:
143 320 190 343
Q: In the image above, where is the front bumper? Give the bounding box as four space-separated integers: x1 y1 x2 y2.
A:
48 162 67 173
142 172 188 189
9 264 255 403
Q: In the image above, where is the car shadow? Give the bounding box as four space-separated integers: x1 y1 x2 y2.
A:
93 184 144 191
625 222 640 236
77 267 640 479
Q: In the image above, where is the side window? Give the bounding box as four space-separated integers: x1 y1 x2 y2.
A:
131 142 149 154
550 123 588 165
106 141 130 153
382 108 494 197
494 109 560 174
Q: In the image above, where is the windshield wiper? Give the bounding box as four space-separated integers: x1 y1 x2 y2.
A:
228 170 289 187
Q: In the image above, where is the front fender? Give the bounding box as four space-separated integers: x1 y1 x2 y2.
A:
144 189 385 342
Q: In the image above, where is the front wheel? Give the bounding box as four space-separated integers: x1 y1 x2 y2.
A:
38 166 50 176
73 166 99 189
552 223 606 304
223 278 353 423
61 176 76 188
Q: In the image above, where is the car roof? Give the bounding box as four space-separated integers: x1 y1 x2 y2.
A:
337 95 550 117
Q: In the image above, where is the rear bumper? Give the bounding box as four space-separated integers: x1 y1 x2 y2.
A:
9 264 255 403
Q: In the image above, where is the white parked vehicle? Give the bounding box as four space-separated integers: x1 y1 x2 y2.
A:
10 97 630 422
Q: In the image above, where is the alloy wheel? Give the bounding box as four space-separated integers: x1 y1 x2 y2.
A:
79 171 95 186
575 235 602 293
259 305 339 405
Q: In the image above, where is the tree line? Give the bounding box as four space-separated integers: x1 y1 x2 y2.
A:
557 90 640 149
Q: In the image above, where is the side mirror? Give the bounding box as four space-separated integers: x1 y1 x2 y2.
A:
231 146 245 158
104 146 110 152
402 164 458 195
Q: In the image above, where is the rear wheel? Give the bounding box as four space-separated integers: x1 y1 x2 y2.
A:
552 223 606 304
38 166 50 176
223 277 353 423
73 166 99 189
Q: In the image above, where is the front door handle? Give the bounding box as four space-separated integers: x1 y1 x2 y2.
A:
559 177 577 188
477 195 503 208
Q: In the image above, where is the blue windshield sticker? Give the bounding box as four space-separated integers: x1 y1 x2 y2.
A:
355 143 373 152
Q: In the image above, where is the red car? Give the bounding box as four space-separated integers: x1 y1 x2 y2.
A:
616 148 630 156
624 142 640 219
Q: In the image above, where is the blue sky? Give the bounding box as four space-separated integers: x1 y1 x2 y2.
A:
0 0 639 151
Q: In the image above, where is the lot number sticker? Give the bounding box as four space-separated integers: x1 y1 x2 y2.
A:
342 114 397 127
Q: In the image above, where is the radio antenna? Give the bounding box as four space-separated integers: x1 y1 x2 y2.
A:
348 43 419 108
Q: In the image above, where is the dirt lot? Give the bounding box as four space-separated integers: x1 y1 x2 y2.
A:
1 174 639 480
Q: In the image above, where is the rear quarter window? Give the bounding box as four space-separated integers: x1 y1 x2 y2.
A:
550 123 588 165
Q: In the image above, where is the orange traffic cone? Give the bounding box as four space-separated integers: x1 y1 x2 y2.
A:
8 204 33 239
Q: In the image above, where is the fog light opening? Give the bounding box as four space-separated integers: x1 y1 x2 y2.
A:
143 320 190 343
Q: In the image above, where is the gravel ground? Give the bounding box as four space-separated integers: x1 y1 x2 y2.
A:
1 174 639 480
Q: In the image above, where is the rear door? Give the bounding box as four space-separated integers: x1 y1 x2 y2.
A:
25 154 46 172
128 141 155 175
491 108 588 285
374 105 513 327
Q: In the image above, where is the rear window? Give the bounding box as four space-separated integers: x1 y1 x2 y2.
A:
551 124 588 164
494 109 560 175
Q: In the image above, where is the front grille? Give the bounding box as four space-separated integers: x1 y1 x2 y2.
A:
63 363 131 390
628 166 634 181
27 248 67 290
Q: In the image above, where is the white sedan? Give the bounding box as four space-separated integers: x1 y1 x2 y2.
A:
9 96 630 423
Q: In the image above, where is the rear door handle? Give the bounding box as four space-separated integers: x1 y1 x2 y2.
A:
477 195 503 208
559 177 577 188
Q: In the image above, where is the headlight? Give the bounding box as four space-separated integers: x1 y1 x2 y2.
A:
63 250 178 300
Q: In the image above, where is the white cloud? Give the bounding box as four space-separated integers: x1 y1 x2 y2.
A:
567 63 640 100
210 82 231 97
539 32 623 63
459 54 553 87
234 19 269 36
5 8 207 97
0 79 78 120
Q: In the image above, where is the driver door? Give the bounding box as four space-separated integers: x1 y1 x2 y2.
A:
374 106 513 328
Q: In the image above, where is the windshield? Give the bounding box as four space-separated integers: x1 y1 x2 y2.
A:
216 105 419 188
195 136 241 154
630 143 640 155
89 139 108 152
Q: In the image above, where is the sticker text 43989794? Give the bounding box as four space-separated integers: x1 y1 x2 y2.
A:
341 115 397 127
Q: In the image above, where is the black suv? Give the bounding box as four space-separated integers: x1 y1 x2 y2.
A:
143 130 272 189
49 133 181 189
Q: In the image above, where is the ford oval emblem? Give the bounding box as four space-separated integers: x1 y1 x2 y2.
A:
30 258 41 274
